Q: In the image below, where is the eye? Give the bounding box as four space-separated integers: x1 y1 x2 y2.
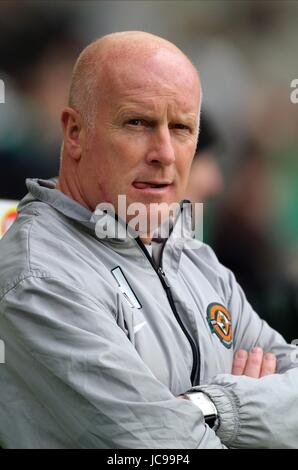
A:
127 119 145 126
171 123 190 131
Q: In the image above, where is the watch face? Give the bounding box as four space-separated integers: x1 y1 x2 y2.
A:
186 392 217 427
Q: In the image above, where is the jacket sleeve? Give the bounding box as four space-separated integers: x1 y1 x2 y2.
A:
0 274 226 449
192 266 298 448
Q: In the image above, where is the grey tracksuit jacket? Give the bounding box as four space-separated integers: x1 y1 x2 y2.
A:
0 178 297 449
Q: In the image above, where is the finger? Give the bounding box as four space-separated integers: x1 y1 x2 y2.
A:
243 347 263 378
260 352 277 377
232 349 248 375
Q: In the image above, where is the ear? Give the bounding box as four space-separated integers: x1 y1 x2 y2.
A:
61 107 83 161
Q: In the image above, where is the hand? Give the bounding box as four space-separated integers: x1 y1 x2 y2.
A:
232 347 277 378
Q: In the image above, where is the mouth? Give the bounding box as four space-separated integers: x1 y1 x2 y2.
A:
132 181 173 190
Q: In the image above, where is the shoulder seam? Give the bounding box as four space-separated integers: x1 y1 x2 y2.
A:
0 271 112 315
0 271 48 302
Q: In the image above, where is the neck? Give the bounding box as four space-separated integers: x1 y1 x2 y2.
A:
56 173 90 210
140 235 152 245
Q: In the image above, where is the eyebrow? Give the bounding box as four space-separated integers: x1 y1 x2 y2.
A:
115 106 198 127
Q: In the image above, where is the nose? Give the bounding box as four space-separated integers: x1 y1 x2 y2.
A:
145 126 175 166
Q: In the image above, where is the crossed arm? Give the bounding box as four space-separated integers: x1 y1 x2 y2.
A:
178 347 277 402
191 267 298 448
1 275 298 449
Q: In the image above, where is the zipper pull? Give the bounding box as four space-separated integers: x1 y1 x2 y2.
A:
158 267 170 288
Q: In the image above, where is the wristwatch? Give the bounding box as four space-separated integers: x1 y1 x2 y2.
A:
183 391 218 428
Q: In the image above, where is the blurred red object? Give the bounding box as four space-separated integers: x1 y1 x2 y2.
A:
0 201 18 238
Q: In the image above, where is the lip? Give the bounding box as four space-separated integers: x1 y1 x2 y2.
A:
131 181 174 195
132 180 173 187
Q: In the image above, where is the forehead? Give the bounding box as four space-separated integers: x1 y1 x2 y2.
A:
99 49 201 113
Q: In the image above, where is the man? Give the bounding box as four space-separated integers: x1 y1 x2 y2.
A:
0 31 297 449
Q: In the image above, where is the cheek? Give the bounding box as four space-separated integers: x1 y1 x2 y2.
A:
92 148 136 197
105 138 143 172
113 131 149 161
176 156 193 183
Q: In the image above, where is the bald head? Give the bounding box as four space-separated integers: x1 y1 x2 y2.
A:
68 31 200 127
59 30 202 219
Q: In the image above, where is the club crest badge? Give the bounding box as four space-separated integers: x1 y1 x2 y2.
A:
207 303 232 349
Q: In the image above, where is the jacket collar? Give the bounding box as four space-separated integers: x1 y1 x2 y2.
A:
20 178 195 248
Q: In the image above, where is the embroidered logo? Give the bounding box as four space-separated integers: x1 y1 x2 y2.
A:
207 303 232 349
